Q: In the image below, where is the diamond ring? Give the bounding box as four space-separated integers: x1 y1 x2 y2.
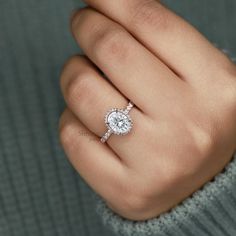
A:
100 101 134 143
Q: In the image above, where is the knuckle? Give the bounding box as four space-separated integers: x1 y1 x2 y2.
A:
65 71 92 106
60 56 87 92
92 27 129 62
130 0 169 30
59 123 73 148
59 113 76 148
71 7 130 62
59 111 87 153
71 8 91 32
221 73 236 113
192 125 217 159
220 90 236 119
60 57 78 89
63 56 79 71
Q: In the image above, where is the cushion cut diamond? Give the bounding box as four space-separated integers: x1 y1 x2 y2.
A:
106 110 132 135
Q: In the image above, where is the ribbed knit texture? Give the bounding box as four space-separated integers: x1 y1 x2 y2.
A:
0 1 236 236
96 153 236 236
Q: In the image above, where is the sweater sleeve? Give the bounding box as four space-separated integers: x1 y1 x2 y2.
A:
95 151 236 236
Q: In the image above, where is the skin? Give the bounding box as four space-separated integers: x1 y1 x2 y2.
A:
59 0 236 221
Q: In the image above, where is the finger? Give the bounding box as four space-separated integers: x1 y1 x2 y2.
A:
59 108 125 201
71 8 186 114
83 0 232 85
60 55 149 163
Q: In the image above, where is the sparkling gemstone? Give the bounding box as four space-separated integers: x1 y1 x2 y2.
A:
106 110 132 135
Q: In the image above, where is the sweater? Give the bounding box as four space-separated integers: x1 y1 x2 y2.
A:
0 0 236 236
96 153 236 236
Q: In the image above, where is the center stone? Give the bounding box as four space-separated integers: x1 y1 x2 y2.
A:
106 110 132 135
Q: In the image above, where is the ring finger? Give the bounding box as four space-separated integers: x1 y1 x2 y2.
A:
60 55 149 164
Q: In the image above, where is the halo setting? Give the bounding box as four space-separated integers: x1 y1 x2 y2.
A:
105 109 133 135
101 102 134 143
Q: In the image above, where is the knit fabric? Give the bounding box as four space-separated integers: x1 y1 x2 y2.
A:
96 152 236 236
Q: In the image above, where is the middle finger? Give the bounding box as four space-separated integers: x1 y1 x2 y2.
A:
71 8 186 116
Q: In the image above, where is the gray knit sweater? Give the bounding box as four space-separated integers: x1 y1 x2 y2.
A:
1 1 236 236
96 153 236 236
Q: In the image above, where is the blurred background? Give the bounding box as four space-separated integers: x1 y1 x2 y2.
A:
0 0 235 235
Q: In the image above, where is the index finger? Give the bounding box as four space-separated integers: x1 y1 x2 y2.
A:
83 0 233 86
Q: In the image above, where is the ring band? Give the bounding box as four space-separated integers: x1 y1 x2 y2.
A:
101 101 134 143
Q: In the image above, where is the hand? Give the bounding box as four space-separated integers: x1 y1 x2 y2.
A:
59 0 236 221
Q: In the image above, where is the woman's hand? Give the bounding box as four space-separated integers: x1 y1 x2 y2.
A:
59 0 236 221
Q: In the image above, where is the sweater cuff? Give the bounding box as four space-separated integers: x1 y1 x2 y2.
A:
95 151 236 236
